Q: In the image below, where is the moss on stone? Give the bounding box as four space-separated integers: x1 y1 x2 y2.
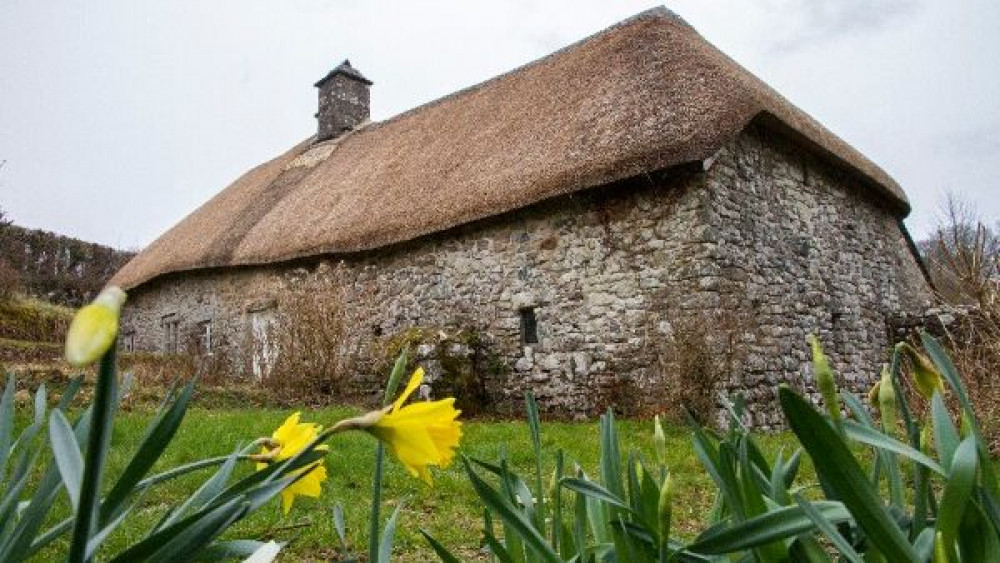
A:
370 326 506 416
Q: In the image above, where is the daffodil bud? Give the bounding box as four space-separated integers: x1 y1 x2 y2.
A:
658 471 673 543
898 343 945 399
808 335 840 424
547 468 559 501
878 364 897 436
64 286 126 367
868 380 881 407
920 424 933 455
653 415 666 465
960 410 974 439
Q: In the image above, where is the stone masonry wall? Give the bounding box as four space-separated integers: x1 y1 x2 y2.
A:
120 126 932 423
703 124 933 426
123 168 713 415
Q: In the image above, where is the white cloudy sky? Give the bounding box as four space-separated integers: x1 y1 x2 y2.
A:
1 1 997 250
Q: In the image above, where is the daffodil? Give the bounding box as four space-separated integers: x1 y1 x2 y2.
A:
808 335 840 424
868 380 881 407
878 364 897 435
257 412 329 515
897 343 945 399
335 368 462 484
65 287 127 367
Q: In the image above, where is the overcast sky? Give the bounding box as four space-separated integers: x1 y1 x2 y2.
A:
1 1 997 250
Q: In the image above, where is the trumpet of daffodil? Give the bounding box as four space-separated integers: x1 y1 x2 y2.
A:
334 367 462 484
64 286 127 367
257 412 329 515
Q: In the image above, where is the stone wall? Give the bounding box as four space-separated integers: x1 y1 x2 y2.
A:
703 124 933 426
120 126 932 423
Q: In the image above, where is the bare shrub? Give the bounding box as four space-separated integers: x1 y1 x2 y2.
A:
656 308 746 425
921 195 1000 308
640 283 749 426
919 194 1000 448
263 279 351 405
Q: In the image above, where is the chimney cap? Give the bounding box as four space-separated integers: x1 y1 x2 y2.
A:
314 59 373 88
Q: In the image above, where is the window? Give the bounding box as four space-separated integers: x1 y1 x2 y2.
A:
122 331 136 353
162 315 180 354
519 307 539 344
198 320 213 355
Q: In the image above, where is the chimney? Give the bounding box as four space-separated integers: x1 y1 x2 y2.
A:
314 59 372 142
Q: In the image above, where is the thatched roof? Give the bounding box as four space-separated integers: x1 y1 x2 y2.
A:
112 7 908 290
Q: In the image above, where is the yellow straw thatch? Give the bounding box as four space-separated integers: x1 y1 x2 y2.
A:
112 7 908 290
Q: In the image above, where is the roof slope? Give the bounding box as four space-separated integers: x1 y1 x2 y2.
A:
112 7 907 290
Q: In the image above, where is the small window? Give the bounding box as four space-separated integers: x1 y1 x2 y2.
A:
122 332 136 353
198 320 213 355
520 307 539 345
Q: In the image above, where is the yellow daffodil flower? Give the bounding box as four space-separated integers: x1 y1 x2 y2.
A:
65 287 127 367
257 412 329 515
335 368 462 484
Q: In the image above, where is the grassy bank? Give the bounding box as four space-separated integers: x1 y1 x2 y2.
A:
22 405 801 561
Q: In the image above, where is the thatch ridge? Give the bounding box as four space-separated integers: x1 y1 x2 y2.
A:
112 6 908 290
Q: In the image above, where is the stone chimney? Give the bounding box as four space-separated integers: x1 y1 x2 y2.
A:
314 59 372 142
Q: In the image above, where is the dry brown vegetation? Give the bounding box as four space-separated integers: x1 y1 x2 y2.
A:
262 277 354 405
919 195 1000 445
655 306 748 425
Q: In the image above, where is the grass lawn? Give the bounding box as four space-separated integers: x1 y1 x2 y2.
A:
24 405 803 562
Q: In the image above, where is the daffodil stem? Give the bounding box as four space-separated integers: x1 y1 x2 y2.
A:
69 346 117 563
369 443 385 563
135 439 267 490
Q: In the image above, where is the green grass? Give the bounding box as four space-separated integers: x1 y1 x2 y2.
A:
22 406 801 562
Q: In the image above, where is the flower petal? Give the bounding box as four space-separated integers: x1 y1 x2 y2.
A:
392 368 425 412
259 412 328 515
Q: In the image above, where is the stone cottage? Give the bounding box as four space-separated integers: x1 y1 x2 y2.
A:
111 7 932 424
